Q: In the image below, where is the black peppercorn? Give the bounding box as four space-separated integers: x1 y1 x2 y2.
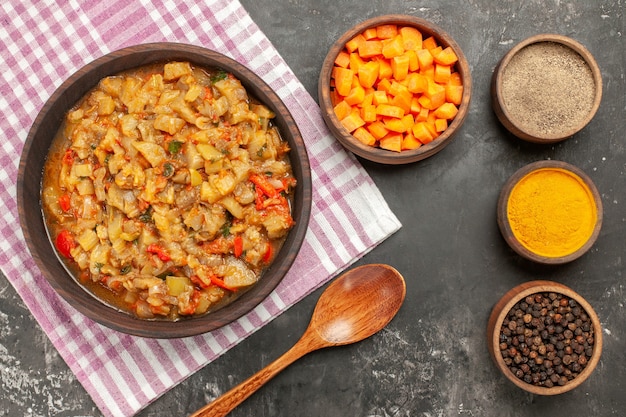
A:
499 292 595 388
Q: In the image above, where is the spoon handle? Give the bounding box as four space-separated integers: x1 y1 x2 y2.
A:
189 332 322 417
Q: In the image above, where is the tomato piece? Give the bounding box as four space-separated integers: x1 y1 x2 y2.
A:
233 235 243 258
263 242 273 263
55 230 75 259
249 174 278 198
146 244 171 262
58 193 71 212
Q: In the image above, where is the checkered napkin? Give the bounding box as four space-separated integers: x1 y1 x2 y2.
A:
0 1 401 416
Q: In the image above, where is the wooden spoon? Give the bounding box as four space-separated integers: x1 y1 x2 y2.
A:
189 263 406 417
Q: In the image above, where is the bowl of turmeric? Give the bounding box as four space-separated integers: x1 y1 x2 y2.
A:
497 160 602 264
318 14 472 164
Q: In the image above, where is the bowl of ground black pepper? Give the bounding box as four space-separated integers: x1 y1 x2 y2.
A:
487 280 603 395
491 34 602 143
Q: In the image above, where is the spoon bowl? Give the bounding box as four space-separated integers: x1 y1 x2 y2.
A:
189 264 406 417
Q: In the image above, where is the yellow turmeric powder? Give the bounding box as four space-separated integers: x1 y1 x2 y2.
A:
507 167 597 258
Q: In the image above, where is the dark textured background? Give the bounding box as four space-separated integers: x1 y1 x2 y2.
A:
2 1 625 416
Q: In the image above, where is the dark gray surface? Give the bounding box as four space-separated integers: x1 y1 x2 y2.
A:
2 1 625 416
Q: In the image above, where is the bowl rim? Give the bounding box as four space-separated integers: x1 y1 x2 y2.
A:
497 160 603 264
317 14 472 164
491 33 603 143
16 42 312 338
487 280 603 395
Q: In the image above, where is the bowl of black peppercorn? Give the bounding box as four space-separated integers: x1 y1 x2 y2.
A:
487 280 602 395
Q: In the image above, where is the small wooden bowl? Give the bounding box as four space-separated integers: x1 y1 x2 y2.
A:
17 43 312 338
497 160 602 265
318 14 472 164
491 34 602 143
487 280 603 395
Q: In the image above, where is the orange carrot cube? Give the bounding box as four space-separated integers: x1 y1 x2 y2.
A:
376 104 405 118
379 132 403 152
433 102 459 120
434 64 452 84
391 53 410 81
402 132 423 150
376 24 398 39
340 111 365 132
334 51 350 68
399 26 423 51
333 100 352 120
345 34 366 53
333 67 354 97
435 118 448 132
345 85 365 106
422 36 438 51
363 27 378 40
412 121 435 144
433 46 459 65
358 61 380 89
367 120 389 139
353 127 377 146
359 40 383 58
416 48 434 70
381 35 405 59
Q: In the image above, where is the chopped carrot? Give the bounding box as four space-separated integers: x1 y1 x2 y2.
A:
376 104 405 119
415 106 430 122
435 118 448 132
363 27 378 40
334 51 350 68
375 57 393 80
340 111 366 132
416 48 434 70
381 35 405 59
367 120 389 139
402 132 422 150
433 46 459 65
361 104 377 122
412 121 435 144
449 72 463 86
358 61 380 89
377 78 392 93
359 40 383 58
406 49 419 72
345 85 365 106
353 127 377 146
349 52 366 72
391 53 410 80
376 24 398 39
333 100 352 120
329 24 463 152
345 34 366 53
333 67 354 97
379 132 403 152
434 64 451 84
422 36 438 51
384 117 408 133
433 102 459 120
399 26 423 51
406 72 428 94
372 90 389 105
445 83 463 105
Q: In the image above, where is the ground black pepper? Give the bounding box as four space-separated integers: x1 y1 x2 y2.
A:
501 42 595 138
499 292 595 388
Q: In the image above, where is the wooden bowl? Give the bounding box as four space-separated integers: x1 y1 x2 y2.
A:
487 280 603 395
497 160 602 265
16 43 312 338
491 34 602 143
318 14 472 164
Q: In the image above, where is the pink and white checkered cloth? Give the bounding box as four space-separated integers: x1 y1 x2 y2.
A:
0 1 401 416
